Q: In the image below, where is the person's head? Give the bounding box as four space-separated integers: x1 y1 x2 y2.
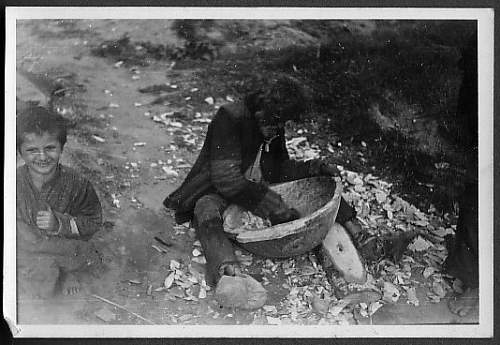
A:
245 76 310 139
17 105 67 178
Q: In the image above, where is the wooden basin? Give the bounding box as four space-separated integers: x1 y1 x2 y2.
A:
235 176 342 258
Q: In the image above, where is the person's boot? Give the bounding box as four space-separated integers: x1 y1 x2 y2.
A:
214 262 267 310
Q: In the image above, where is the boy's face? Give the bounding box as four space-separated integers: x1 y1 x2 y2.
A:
19 132 62 178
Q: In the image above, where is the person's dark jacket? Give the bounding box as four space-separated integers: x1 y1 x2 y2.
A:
164 101 327 224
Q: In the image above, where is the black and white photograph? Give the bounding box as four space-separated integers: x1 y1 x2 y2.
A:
4 6 494 338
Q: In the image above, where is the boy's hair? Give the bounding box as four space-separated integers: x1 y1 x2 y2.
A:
245 75 310 123
16 104 68 150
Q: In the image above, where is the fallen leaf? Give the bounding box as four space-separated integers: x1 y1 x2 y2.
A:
427 293 441 303
164 272 175 289
266 316 281 325
204 97 214 105
311 294 331 315
169 260 180 270
152 245 168 254
432 281 447 298
414 220 430 227
406 287 419 306
92 135 106 143
162 166 179 177
375 191 387 204
192 256 207 264
169 121 183 128
346 173 363 185
259 306 275 316
192 248 202 257
359 304 369 318
408 236 433 252
368 301 384 315
198 286 207 299
382 281 400 303
431 227 455 237
422 266 436 279
452 279 464 294
329 300 350 316
111 193 120 208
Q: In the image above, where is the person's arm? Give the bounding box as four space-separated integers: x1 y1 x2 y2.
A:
52 180 102 240
209 108 297 223
276 135 339 182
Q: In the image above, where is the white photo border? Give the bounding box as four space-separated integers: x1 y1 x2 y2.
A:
4 6 495 338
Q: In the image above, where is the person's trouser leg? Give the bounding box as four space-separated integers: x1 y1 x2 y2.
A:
193 194 236 287
17 253 60 299
445 181 478 288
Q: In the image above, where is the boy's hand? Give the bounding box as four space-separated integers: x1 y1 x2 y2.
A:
36 207 59 234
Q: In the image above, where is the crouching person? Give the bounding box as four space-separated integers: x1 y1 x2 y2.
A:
16 105 104 299
164 76 361 309
443 35 479 317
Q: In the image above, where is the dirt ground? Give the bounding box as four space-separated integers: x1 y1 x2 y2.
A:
14 19 478 326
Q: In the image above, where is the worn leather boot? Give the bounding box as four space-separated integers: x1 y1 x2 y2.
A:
214 273 268 310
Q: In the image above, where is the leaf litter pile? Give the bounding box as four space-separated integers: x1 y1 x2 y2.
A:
94 73 461 324
153 136 461 325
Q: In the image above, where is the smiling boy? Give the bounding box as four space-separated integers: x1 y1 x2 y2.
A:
16 105 103 298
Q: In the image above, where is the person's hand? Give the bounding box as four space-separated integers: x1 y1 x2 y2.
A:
269 207 301 225
36 207 59 234
320 163 340 177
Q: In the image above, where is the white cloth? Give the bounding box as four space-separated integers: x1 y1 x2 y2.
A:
244 135 279 183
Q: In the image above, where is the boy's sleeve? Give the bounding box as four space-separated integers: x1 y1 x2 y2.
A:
53 179 102 240
209 108 292 219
